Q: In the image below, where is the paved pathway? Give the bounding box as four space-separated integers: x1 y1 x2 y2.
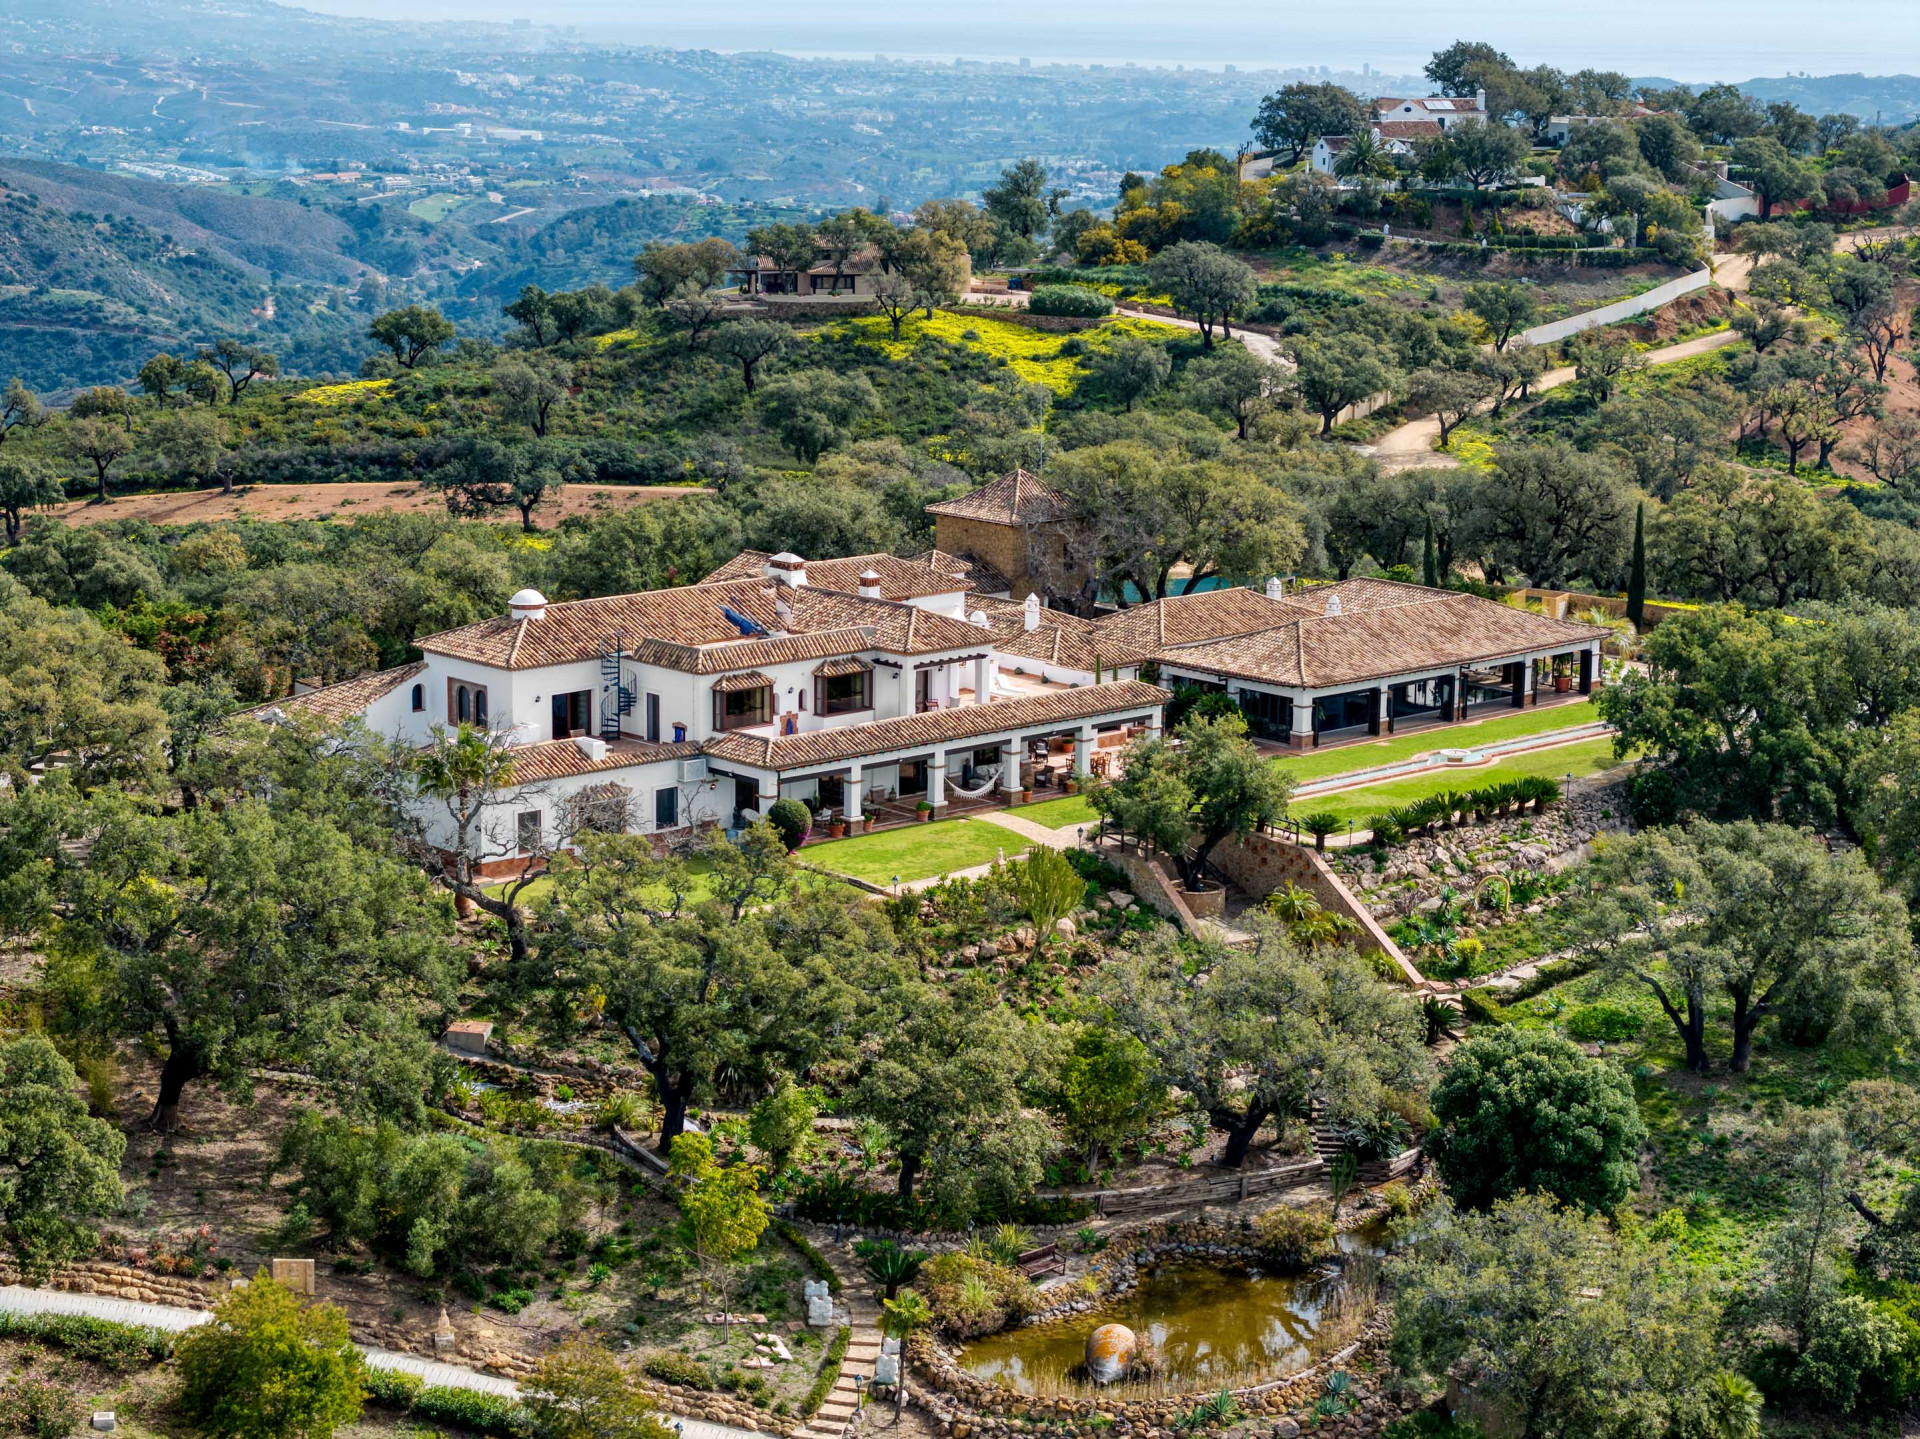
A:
791 1238 885 1439
1369 327 1743 471
0 1286 758 1439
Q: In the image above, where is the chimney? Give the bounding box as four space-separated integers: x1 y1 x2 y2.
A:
1325 593 1343 617
1023 593 1042 633
765 552 808 589
1264 576 1285 601
508 588 548 621
857 568 883 599
1475 87 1486 112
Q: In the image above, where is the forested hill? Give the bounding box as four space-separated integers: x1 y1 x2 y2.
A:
0 174 382 393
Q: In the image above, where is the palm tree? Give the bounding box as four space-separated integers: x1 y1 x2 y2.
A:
880 1290 933 1421
1332 130 1397 185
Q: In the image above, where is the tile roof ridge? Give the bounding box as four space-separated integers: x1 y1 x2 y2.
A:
507 617 528 667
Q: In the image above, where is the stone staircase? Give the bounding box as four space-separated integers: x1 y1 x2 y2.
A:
791 1239 885 1439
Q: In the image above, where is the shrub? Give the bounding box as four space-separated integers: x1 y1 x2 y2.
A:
0 1377 83 1439
766 798 812 851
1564 1003 1643 1042
802 1328 851 1417
1429 1027 1646 1213
1026 285 1114 318
642 1352 713 1389
0 1312 173 1369
1457 987 1508 1026
1251 1206 1333 1270
175 1278 366 1439
919 1251 1035 1338
770 1218 841 1294
410 1386 528 1437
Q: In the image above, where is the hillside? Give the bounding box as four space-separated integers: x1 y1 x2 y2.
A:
0 179 365 392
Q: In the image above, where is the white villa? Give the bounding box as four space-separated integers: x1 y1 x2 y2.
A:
257 475 1609 874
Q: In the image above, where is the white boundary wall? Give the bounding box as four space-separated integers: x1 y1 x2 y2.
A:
1518 266 1713 347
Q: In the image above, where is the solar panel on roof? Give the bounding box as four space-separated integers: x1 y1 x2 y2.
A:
1426 99 1456 111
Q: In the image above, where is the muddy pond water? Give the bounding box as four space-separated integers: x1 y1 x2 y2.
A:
958 1226 1387 1396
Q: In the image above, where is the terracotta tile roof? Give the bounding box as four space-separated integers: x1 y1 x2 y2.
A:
1375 120 1444 140
629 630 874 674
923 469 1064 526
1094 588 1301 652
1156 583 1610 690
813 656 873 678
701 680 1169 772
966 595 1121 673
710 670 774 692
502 736 702 783
417 576 988 672
703 550 969 602
244 663 425 724
913 548 1011 594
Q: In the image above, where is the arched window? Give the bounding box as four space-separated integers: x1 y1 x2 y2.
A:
410 683 424 712
473 689 488 725
457 686 471 723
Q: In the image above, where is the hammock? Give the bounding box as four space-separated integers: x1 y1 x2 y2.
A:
945 765 1002 800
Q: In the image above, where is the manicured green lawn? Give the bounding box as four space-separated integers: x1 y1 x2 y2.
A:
802 817 1031 886
1275 698 1602 786
1289 735 1626 827
1017 794 1098 829
484 856 759 906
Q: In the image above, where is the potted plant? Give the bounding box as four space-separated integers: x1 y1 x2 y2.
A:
1552 658 1572 692
828 818 846 839
915 800 933 822
1019 785 1032 804
862 810 878 833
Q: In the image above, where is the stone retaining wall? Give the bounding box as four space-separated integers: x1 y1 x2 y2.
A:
1210 835 1420 983
0 1259 219 1311
912 1219 1392 1436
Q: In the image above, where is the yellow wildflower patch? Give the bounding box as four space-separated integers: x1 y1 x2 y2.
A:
830 310 1183 394
293 378 393 406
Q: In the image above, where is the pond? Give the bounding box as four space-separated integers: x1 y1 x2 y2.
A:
957 1227 1387 1397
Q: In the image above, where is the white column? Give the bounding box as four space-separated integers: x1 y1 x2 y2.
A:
927 751 947 812
1519 657 1536 706
1074 725 1095 775
1289 694 1315 749
756 775 778 817
1000 741 1024 802
845 762 864 821
1146 707 1164 740
974 654 993 704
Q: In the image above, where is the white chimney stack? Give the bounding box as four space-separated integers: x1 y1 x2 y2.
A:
1023 593 1042 633
1325 593 1343 617
1265 576 1284 601
857 568 883 599
765 552 808 589
508 588 548 621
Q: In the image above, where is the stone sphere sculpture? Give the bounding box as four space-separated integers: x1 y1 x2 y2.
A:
1085 1323 1138 1384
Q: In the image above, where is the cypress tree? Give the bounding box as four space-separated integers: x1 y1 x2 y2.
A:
1626 502 1647 627
1423 514 1439 588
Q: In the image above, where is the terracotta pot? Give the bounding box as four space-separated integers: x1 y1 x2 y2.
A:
829 821 846 839
917 809 933 822
1020 788 1032 804
1554 675 1572 692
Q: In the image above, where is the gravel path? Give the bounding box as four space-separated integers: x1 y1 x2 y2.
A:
0 1285 760 1439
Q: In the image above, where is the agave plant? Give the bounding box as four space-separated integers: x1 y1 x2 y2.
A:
986 1223 1034 1265
864 1243 928 1300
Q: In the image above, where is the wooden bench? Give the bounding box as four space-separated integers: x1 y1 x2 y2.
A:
1016 1243 1066 1279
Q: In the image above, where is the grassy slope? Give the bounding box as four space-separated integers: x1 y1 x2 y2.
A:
1289 735 1626 827
803 817 1031 885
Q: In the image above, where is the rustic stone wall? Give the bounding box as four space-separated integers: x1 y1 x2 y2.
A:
1210 835 1420 982
0 1258 219 1311
911 1219 1394 1436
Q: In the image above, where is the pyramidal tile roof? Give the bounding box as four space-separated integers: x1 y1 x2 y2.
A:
924 469 1064 525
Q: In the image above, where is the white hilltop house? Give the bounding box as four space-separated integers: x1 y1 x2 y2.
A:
253 473 1609 879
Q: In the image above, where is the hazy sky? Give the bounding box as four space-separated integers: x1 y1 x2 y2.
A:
291 0 1920 80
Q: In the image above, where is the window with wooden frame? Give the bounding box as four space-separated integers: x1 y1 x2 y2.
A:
712 684 771 732
815 667 872 716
